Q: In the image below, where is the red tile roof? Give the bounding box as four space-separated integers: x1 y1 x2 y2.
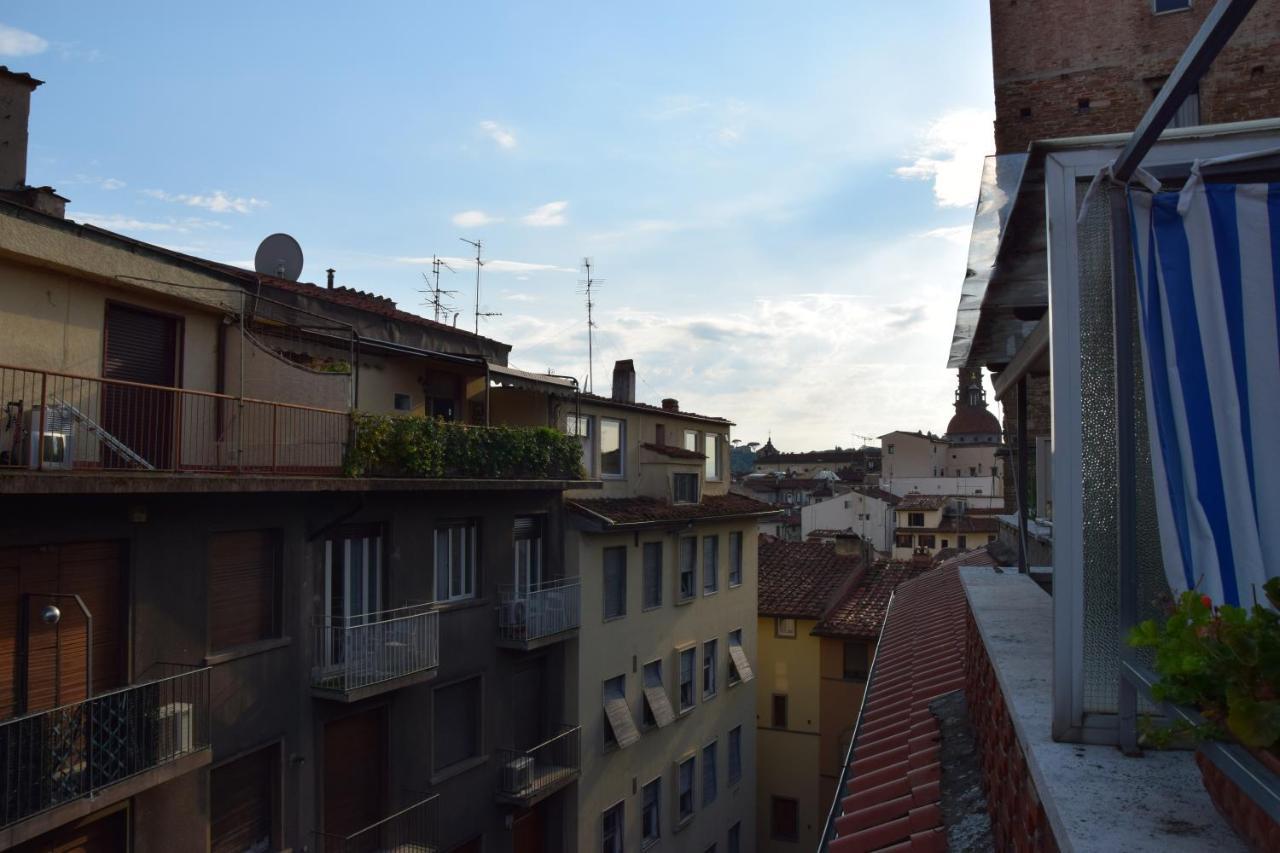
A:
758 540 862 618
578 392 732 425
640 442 705 460
814 562 932 640
851 486 901 505
895 494 947 511
895 515 1000 535
828 566 969 853
567 493 778 528
934 548 999 571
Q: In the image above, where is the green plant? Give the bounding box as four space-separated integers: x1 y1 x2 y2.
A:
343 412 583 480
1128 579 1280 751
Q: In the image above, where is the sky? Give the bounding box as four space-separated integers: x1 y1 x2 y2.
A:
2 2 1000 449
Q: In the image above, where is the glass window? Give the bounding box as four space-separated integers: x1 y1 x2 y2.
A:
919 534 936 549
393 392 411 411
642 777 661 846
728 726 742 785
775 617 796 638
702 741 717 806
728 823 741 853
908 512 925 527
727 629 754 684
702 535 719 595
603 801 624 853
678 757 695 822
684 429 698 452
678 647 696 712
771 796 799 841
843 642 869 681
601 417 625 478
435 521 477 602
895 533 913 548
1154 0 1191 11
642 542 663 609
678 537 697 601
513 516 542 596
568 413 595 476
433 677 481 771
702 640 718 699
673 472 699 504
603 547 627 620
728 532 742 586
325 528 383 628
771 694 788 728
705 433 720 480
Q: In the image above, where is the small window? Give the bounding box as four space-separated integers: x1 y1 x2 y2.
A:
1076 98 1090 114
642 542 663 610
908 512 925 527
603 801 625 853
393 392 412 411
673 472 699 504
1019 106 1033 119
601 417 625 478
919 534 936 549
678 537 697 602
702 639 718 700
435 520 478 602
603 547 627 620
433 676 482 771
895 533 913 548
702 741 718 807
775 617 796 638
603 674 640 749
728 823 741 853
886 443 895 454
642 777 662 846
702 535 719 595
677 756 696 823
728 726 742 786
728 629 754 684
771 694 788 728
959 535 968 549
705 432 721 481
843 642 869 681
642 659 675 728
513 515 543 595
678 647 697 712
771 796 799 842
941 539 949 549
208 530 281 652
1153 0 1190 12
568 413 595 477
684 429 698 452
728 532 743 587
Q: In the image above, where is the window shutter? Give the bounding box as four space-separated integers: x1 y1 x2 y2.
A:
209 530 279 651
728 642 755 683
212 746 274 853
642 666 675 728
603 681 640 748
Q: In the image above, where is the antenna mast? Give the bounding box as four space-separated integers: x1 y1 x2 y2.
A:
420 254 459 323
460 237 500 334
578 258 603 393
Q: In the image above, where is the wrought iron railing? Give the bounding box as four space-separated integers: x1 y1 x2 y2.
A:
0 663 211 829
495 725 581 801
496 577 581 643
312 604 440 694
0 364 348 475
314 793 439 853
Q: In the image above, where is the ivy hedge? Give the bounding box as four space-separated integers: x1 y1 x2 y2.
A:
344 412 584 480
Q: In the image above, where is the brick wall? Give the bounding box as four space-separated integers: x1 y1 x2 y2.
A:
990 0 1280 153
964 610 1060 851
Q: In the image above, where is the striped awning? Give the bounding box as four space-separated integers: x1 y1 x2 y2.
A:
1129 181 1280 607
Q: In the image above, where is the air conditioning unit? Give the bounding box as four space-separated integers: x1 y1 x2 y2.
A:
503 755 535 793
155 701 195 761
23 405 75 470
501 599 527 628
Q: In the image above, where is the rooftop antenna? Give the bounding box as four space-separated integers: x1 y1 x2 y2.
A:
460 237 501 335
420 254 458 323
578 258 603 393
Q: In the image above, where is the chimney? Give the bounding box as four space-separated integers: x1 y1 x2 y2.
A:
661 398 679 412
326 268 335 289
0 68 66 217
834 533 863 557
611 359 636 404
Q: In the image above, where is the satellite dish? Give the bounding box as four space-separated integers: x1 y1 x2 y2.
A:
254 233 304 281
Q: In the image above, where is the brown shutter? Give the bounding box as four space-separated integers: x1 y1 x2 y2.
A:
212 746 275 853
324 709 386 837
208 531 279 652
102 303 181 468
103 303 179 385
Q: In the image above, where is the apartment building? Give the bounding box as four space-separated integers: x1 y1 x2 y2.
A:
493 361 776 852
799 488 897 555
890 494 999 562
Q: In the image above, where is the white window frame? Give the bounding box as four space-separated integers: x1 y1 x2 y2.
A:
513 516 543 598
702 535 719 596
702 639 718 700
673 472 700 504
323 530 383 667
641 776 662 847
568 413 596 477
677 537 697 603
676 755 696 824
728 531 743 587
642 542 663 611
704 432 721 481
600 416 626 479
775 617 796 638
683 429 698 452
677 646 697 713
602 800 625 853
434 521 477 603
701 740 718 807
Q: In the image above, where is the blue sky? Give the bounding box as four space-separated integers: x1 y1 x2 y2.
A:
3 2 998 448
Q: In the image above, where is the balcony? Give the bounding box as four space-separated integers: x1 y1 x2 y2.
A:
495 726 581 807
495 577 581 650
0 364 347 476
0 664 210 839
312 604 440 702
314 794 439 853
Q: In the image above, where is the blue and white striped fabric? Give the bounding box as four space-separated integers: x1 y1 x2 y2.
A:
1128 182 1280 607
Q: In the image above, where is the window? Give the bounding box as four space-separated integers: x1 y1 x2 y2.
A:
702 639 718 699
1154 0 1190 12
601 417 625 478
843 642 869 681
728 532 742 587
435 521 477 602
208 529 281 652
771 796 799 841
393 392 412 411
1150 75 1200 127
771 694 788 728
702 741 718 806
673 472 699 504
678 537 697 602
895 533 913 548
728 726 742 785
887 443 895 454
702 535 719 595
727 629 754 684
322 527 383 672
775 617 796 638
513 516 543 596
677 756 696 823
958 535 968 549
941 539 949 549
603 547 627 620
603 801 624 853
678 647 697 712
728 823 741 853
684 429 698 452
642 659 675 728
642 542 663 610
429 396 455 421
568 413 595 476
907 512 925 527
603 674 639 748
642 777 662 846
211 743 278 853
433 676 482 771
919 534 936 549
705 433 721 480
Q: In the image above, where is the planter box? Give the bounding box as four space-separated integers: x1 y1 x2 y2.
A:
1195 748 1280 852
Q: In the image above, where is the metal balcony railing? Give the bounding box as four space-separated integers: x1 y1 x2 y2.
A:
496 577 581 644
312 604 440 695
495 725 581 803
0 663 211 829
0 364 348 475
314 793 439 853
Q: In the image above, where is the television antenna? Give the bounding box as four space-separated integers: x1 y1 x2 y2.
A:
420 254 459 323
460 237 500 334
253 233 304 282
578 258 602 393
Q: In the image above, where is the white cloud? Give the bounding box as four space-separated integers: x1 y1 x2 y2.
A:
0 24 47 57
59 174 127 191
74 212 228 234
144 188 268 214
522 200 568 227
717 127 741 145
451 209 502 228
479 120 517 149
394 255 575 274
922 224 971 245
100 177 126 190
894 108 994 208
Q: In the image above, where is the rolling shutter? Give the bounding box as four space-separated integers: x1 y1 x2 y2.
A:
211 746 274 853
209 530 279 651
728 642 755 684
603 680 640 748
325 709 386 837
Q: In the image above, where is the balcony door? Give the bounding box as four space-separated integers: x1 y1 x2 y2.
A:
102 302 182 469
513 516 543 598
321 527 383 668
323 707 386 840
512 804 546 853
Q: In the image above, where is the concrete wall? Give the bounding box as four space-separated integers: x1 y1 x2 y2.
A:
574 518 757 852
879 432 945 480
800 493 893 554
881 476 1004 503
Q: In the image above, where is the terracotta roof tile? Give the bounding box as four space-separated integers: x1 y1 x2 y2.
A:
895 494 948 511
757 540 862 618
639 442 705 460
567 493 777 528
578 392 731 425
813 562 932 640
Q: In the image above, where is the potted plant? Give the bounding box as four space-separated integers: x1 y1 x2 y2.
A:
1128 579 1280 850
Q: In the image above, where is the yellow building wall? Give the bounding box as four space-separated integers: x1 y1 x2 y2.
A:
892 507 946 560
817 638 873 812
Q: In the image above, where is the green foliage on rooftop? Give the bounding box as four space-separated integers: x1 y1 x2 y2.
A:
344 412 583 480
